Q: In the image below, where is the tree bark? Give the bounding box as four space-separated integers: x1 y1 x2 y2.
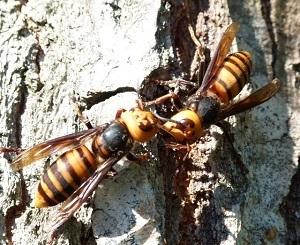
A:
0 0 299 244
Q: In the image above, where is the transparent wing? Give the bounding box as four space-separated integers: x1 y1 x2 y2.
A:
196 22 240 95
216 79 280 121
11 125 107 171
48 156 121 240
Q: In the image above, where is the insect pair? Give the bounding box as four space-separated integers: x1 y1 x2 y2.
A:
1 22 280 242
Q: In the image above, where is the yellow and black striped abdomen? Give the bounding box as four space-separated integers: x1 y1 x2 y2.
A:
35 145 98 208
209 51 252 103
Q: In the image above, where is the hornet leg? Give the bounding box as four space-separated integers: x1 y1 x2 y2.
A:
70 96 93 129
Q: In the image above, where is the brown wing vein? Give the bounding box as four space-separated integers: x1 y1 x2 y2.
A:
216 79 281 121
197 22 240 95
11 125 107 171
48 156 121 239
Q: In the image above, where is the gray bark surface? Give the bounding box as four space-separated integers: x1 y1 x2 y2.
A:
0 0 299 244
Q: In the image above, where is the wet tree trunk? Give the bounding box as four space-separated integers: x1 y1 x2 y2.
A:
0 0 299 244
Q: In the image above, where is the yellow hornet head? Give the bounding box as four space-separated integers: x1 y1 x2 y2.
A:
163 109 203 143
120 108 159 142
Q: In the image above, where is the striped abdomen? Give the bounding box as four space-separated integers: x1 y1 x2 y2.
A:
34 121 133 208
209 51 252 103
35 145 100 208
